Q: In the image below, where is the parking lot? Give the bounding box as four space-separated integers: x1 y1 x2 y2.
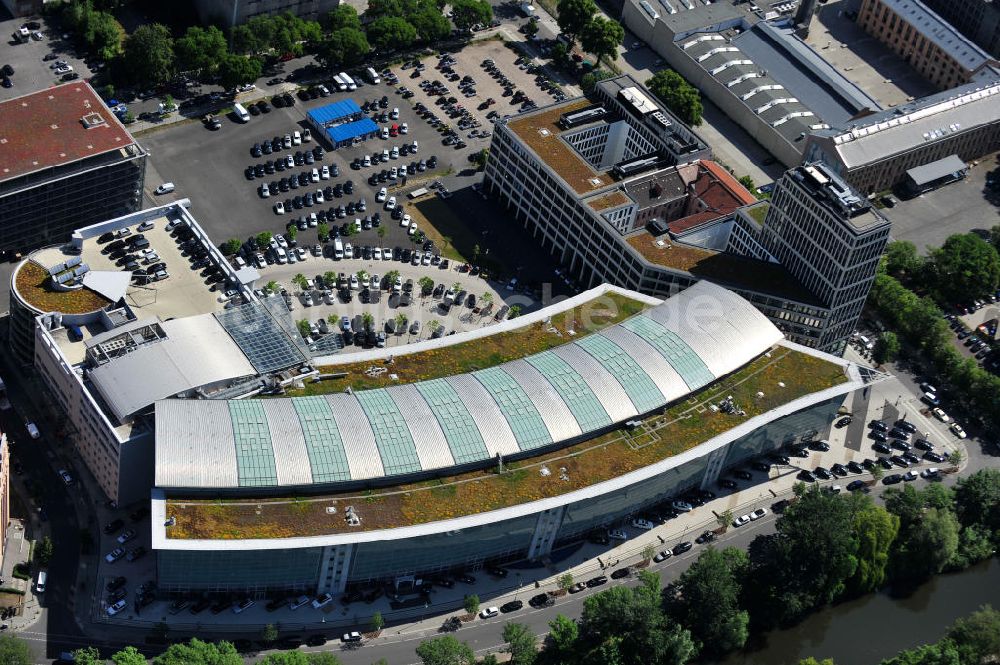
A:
0 16 95 102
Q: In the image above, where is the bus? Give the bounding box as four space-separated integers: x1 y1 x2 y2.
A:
339 72 357 91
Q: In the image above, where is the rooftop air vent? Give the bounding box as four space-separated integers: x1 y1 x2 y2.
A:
81 113 107 129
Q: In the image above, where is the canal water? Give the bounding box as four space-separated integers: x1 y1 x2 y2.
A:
717 557 1000 665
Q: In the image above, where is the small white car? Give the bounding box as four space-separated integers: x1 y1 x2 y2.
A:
106 599 127 616
315 189 325 203
342 632 362 643
105 547 125 563
321 165 330 180
292 130 302 145
311 168 320 183
607 528 627 541
385 196 396 210
391 107 399 119
390 146 399 159
921 467 940 478
400 213 411 227
376 187 387 202
26 422 40 439
932 408 950 422
312 593 334 609
259 183 270 198
400 122 409 135
732 514 751 528
58 469 74 485
630 518 655 531
274 201 285 215
408 221 418 235
117 528 136 544
949 423 967 439
381 247 392 260
749 508 768 520
479 607 500 619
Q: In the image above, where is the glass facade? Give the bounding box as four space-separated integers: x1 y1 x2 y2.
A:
575 334 664 412
157 547 323 594
473 367 552 451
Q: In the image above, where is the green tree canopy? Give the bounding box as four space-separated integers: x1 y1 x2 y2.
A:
174 26 227 78
316 28 371 68
217 54 263 91
503 623 537 665
894 507 960 580
947 605 1000 665
73 647 103 665
0 636 33 665
880 640 961 665
847 493 899 595
87 12 126 62
367 16 418 52
327 4 362 30
152 639 242 665
580 17 623 68
410 6 452 42
451 0 493 30
544 614 579 662
671 547 749 657
35 536 54 565
928 233 1000 303
646 69 703 126
123 24 175 86
556 0 597 42
112 646 147 665
415 635 476 665
799 660 836 665
873 331 901 365
579 575 697 665
883 240 924 279
259 652 310 665
954 468 1000 545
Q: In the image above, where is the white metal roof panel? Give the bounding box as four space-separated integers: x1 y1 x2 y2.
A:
259 399 313 486
387 384 456 470
550 343 638 421
599 325 690 404
325 394 384 480
154 400 239 488
445 374 521 457
501 359 583 441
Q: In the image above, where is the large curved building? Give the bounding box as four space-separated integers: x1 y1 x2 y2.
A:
151 281 870 596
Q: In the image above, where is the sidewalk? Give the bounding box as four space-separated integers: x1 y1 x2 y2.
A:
2 520 40 631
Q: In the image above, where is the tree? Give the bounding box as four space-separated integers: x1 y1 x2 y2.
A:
410 7 451 42
218 54 263 92
556 0 597 43
893 507 960 580
174 26 227 78
371 611 385 633
418 276 434 296
580 577 697 665
928 234 1000 303
327 4 362 31
415 636 476 665
287 225 298 240
884 241 924 279
947 605 1000 665
954 469 1000 544
646 69 703 126
846 493 899 595
395 313 408 331
35 536 54 565
880 641 962 665
261 624 279 645
297 319 312 338
265 281 279 294
0 636 32 665
152 639 243 665
259 653 309 665
367 17 417 52
74 647 103 665
504 623 537 665
451 0 493 31
256 231 273 249
317 223 330 241
556 573 574 592
717 509 734 530
362 311 374 331
123 24 175 86
580 69 611 93
800 660 836 665
509 305 522 318
641 543 657 562
112 646 147 665
580 17 623 69
316 28 371 69
87 12 126 62
464 594 480 616
870 462 884 483
222 238 241 255
873 332 901 365
545 614 579 661
672 547 749 657
293 273 308 290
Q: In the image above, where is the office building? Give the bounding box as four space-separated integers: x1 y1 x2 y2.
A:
0 82 146 258
620 2 880 167
804 80 1000 193
150 281 874 595
857 0 1000 90
755 164 891 352
483 76 880 352
923 0 1000 59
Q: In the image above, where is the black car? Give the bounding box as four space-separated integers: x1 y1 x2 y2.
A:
305 635 326 647
672 541 693 555
808 440 831 452
586 575 608 588
500 600 523 613
797 469 816 482
458 573 476 584
883 474 903 485
104 518 124 534
890 455 910 468
282 93 295 106
903 451 921 464
831 463 848 476
733 470 752 480
891 439 912 452
610 568 631 580
871 430 889 442
847 460 864 474
769 453 791 465
915 438 934 451
280 637 303 649
487 566 508 578
695 530 715 544
873 441 892 454
895 420 918 434
257 100 270 114
751 461 771 473
189 598 211 615
107 588 127 604
870 420 888 431
924 451 946 463
106 576 126 592
718 478 737 489
789 446 810 458
529 593 554 608
847 479 867 492
835 416 852 428
265 597 285 612
814 466 831 480
878 457 894 469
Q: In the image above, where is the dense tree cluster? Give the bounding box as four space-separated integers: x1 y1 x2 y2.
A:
645 69 703 126
555 0 623 68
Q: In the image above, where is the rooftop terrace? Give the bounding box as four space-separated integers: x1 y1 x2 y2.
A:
507 100 617 196
14 257 111 315
163 345 848 540
626 232 820 305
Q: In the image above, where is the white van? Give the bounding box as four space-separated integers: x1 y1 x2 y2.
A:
339 72 357 90
275 247 287 264
233 103 250 123
154 182 175 195
366 67 381 84
36 571 47 594
332 75 347 92
333 238 344 260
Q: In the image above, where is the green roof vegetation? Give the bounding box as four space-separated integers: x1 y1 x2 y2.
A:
15 261 110 314
285 292 649 396
165 347 847 540
746 202 770 227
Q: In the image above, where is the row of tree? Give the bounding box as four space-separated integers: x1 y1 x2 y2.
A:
874 238 1000 431
884 231 1000 305
555 0 624 69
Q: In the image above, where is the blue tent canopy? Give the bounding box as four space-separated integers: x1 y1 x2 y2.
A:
326 118 378 145
307 99 362 126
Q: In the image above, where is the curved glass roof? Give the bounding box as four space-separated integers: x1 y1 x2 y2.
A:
154 282 784 490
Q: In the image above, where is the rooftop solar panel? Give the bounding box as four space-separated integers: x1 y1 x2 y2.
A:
214 301 306 374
